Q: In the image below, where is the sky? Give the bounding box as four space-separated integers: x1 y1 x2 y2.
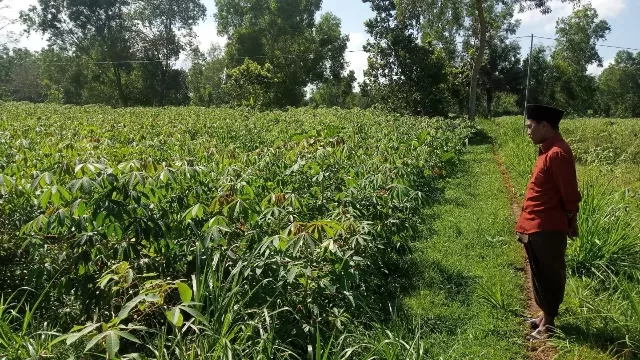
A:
2 0 638 82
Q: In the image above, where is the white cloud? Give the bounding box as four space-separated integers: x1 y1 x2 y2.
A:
345 32 369 88
516 1 573 34
516 0 626 35
587 58 613 76
590 0 626 19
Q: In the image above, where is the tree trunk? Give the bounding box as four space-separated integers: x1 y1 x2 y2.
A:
486 88 494 118
112 64 128 107
469 0 487 122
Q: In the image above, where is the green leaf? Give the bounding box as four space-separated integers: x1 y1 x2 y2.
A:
166 307 183 327
176 281 192 303
123 353 144 360
192 203 204 218
73 199 87 217
43 172 55 186
58 185 72 201
112 330 141 344
144 294 161 302
183 203 205 222
118 294 145 320
75 163 85 176
178 305 208 324
107 223 123 238
0 174 14 194
84 331 108 352
105 331 120 358
51 185 61 205
40 188 52 209
65 323 101 345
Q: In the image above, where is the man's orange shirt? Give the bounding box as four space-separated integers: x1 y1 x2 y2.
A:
516 133 581 235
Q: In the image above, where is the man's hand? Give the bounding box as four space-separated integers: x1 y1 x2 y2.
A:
568 215 579 239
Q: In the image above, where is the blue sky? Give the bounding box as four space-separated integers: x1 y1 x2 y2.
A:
4 0 638 81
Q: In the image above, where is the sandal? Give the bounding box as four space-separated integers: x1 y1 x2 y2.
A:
523 317 540 330
526 327 547 342
526 325 556 342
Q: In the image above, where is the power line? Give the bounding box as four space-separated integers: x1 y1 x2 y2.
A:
531 35 640 52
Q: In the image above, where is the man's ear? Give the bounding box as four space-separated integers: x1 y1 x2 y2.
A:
541 121 549 132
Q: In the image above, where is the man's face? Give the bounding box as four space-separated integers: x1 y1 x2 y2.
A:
526 119 545 145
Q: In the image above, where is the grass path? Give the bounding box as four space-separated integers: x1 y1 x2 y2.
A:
404 139 527 359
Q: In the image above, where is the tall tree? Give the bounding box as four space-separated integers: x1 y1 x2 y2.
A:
597 51 640 118
21 0 205 107
0 48 43 102
553 4 610 72
215 0 349 107
397 0 579 121
550 4 610 114
131 0 206 105
39 49 87 104
518 44 554 106
310 70 357 108
478 1 523 117
187 44 227 107
362 0 449 116
21 0 134 106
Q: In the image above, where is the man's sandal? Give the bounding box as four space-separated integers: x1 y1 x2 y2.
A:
523 317 540 330
526 327 547 341
526 326 556 342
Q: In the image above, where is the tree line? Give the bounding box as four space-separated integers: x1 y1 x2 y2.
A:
1 0 639 118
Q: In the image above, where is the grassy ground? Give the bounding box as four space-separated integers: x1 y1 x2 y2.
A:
402 139 526 359
485 117 640 360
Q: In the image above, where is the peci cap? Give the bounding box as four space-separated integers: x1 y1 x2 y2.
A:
526 104 565 126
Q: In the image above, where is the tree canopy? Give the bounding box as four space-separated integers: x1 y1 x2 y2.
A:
0 0 635 118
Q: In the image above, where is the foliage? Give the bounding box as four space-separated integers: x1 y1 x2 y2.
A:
361 0 450 116
187 44 227 107
19 0 205 107
395 0 579 121
478 3 524 117
597 51 640 118
309 71 358 109
0 0 18 46
0 103 473 358
223 59 277 108
215 1 349 108
549 4 610 115
567 181 640 277
0 47 43 103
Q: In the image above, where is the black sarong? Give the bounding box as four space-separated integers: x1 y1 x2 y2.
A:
523 231 568 318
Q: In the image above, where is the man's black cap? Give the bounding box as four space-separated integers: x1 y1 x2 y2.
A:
526 104 565 126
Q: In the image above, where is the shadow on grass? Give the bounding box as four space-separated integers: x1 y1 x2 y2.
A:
556 323 640 358
418 257 476 304
469 128 494 146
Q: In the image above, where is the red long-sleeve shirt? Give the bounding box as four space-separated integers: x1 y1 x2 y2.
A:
516 134 582 235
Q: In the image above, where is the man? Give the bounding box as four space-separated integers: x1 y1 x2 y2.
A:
516 104 581 341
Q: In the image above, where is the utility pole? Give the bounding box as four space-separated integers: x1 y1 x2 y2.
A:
523 34 534 135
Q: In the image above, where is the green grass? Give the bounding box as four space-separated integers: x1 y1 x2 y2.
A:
485 117 640 360
401 140 526 359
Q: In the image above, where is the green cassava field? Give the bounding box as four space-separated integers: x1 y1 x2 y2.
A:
1 103 640 359
0 103 474 359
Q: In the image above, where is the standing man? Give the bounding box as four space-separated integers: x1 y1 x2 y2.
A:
516 104 582 341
